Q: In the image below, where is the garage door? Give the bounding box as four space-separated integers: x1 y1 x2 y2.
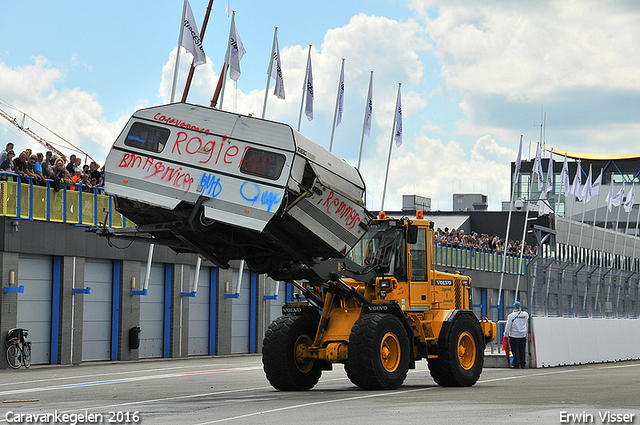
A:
139 264 166 358
188 266 210 356
82 260 113 361
17 255 53 365
231 268 251 354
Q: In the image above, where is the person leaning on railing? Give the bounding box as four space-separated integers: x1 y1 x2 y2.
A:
0 149 16 180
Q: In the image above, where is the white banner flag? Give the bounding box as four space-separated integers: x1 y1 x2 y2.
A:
228 15 246 81
544 152 554 194
533 144 544 191
572 165 583 201
269 34 285 99
514 138 523 185
581 165 592 202
394 87 402 147
587 169 602 202
305 55 314 121
560 155 570 197
182 0 206 67
336 64 345 127
624 186 635 213
364 76 373 137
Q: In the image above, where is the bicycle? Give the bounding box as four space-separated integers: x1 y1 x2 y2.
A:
5 328 31 369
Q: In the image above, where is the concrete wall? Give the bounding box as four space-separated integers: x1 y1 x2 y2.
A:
530 317 640 367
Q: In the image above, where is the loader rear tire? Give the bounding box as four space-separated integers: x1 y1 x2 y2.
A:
347 313 410 390
428 312 484 387
262 315 322 391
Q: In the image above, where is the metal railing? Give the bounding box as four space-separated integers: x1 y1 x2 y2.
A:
0 173 127 227
528 256 639 318
434 243 531 275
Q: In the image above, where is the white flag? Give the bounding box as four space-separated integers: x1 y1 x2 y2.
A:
394 87 402 147
609 186 625 211
336 64 345 127
571 165 583 201
228 15 246 81
364 76 373 136
581 165 592 202
532 144 544 191
182 0 206 67
560 155 570 197
544 152 554 194
514 138 523 185
269 34 285 99
305 54 314 121
624 186 635 213
587 169 602 202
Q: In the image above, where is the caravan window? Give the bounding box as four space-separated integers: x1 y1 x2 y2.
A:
240 147 285 180
124 122 170 153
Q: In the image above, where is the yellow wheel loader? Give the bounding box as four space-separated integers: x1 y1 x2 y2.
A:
262 215 497 390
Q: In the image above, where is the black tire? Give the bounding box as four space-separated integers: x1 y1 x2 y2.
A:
428 313 484 387
262 315 322 391
347 313 410 390
6 344 21 369
22 343 31 368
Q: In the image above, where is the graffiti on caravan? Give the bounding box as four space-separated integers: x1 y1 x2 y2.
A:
240 181 282 212
171 131 249 166
322 190 361 230
153 113 210 134
118 153 195 192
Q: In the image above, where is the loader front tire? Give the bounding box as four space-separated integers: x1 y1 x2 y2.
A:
428 312 484 387
262 315 322 391
347 313 410 390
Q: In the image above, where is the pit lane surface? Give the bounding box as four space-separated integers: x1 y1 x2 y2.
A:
1 356 638 425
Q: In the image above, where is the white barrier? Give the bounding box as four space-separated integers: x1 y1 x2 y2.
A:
530 317 640 367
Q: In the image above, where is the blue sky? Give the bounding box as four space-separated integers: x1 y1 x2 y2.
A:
2 0 640 211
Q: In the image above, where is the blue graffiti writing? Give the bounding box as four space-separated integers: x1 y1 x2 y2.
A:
239 181 282 212
200 173 223 198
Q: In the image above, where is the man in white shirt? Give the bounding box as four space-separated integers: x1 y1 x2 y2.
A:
504 301 529 368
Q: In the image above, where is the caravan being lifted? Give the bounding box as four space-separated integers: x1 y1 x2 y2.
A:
103 103 371 280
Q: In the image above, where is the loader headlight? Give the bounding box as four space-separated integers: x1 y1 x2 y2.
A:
380 279 391 289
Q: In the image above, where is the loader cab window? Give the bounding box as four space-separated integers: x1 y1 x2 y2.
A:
410 228 428 281
349 222 406 280
124 122 169 153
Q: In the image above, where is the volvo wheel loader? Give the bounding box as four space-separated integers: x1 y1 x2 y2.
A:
97 104 496 391
262 214 497 390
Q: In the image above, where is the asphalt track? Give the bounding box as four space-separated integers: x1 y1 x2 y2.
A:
1 355 639 425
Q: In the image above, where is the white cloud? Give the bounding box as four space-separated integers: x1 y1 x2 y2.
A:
417 1 640 100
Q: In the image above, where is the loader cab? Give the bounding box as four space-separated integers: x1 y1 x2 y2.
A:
349 220 408 280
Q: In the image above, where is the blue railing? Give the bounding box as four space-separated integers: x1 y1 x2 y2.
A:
433 243 531 275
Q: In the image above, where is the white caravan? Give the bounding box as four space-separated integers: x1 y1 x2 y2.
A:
104 103 371 280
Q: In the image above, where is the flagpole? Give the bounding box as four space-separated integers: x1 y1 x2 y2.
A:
589 168 604 260
261 27 278 119
577 164 593 257
622 183 635 262
357 71 373 170
329 58 345 152
297 45 312 132
170 0 188 103
380 83 401 211
181 0 215 103
218 10 236 111
514 141 539 300
497 135 523 308
565 160 582 253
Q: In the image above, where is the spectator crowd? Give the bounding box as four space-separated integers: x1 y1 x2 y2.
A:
434 227 536 258
0 141 104 192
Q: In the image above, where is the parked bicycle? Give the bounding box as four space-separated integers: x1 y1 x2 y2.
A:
5 328 31 369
